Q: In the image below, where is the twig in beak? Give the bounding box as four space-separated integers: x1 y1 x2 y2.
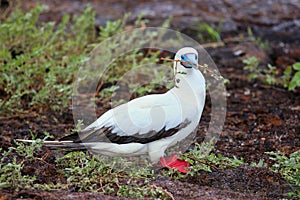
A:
160 57 224 81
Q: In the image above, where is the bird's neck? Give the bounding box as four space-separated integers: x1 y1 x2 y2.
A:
163 69 206 123
175 69 205 92
171 69 206 108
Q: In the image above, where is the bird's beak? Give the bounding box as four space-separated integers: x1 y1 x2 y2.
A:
180 53 198 69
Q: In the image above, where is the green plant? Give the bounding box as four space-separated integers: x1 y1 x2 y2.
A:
264 64 278 85
117 184 168 198
197 22 222 43
247 27 269 50
1 136 169 198
0 5 94 114
187 142 244 171
0 157 36 189
99 13 129 41
243 57 278 85
282 65 293 88
0 132 51 190
266 150 300 185
266 150 300 198
283 62 300 91
250 159 268 168
0 5 175 115
243 56 260 80
55 152 170 198
56 151 117 193
163 141 244 178
243 57 300 91
95 50 172 101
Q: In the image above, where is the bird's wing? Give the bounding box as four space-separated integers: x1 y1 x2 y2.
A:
61 91 196 144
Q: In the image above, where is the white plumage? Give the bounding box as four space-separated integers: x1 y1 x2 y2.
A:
19 47 206 163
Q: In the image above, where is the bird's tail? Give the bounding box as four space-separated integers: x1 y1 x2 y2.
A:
15 139 88 151
16 127 107 151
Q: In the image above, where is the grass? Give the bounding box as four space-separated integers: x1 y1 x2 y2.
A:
1 137 299 198
0 3 225 116
243 56 300 91
0 5 93 113
0 4 169 116
1 3 299 199
267 151 300 198
161 140 245 179
0 132 51 190
197 22 222 43
247 27 269 50
251 151 300 198
243 56 278 85
0 138 170 198
0 6 171 197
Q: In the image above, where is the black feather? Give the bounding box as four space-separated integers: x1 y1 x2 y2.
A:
59 119 191 145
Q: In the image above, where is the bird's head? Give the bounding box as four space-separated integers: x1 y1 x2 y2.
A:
174 47 199 74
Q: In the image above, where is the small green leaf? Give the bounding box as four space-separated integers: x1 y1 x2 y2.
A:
293 62 300 71
288 71 300 91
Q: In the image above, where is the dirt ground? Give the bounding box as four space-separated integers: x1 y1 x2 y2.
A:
1 0 300 199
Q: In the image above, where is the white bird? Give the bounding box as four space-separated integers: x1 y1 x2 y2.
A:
19 47 206 173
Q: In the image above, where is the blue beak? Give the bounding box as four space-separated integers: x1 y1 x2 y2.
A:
180 53 198 68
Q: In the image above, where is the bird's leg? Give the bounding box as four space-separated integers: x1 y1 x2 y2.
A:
160 155 190 173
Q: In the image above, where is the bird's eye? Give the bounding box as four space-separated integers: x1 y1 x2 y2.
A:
195 55 198 60
181 55 184 60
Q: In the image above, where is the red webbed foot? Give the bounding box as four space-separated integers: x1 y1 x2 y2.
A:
160 155 190 173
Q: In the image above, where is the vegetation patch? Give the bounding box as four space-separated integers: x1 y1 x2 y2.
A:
0 3 299 199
